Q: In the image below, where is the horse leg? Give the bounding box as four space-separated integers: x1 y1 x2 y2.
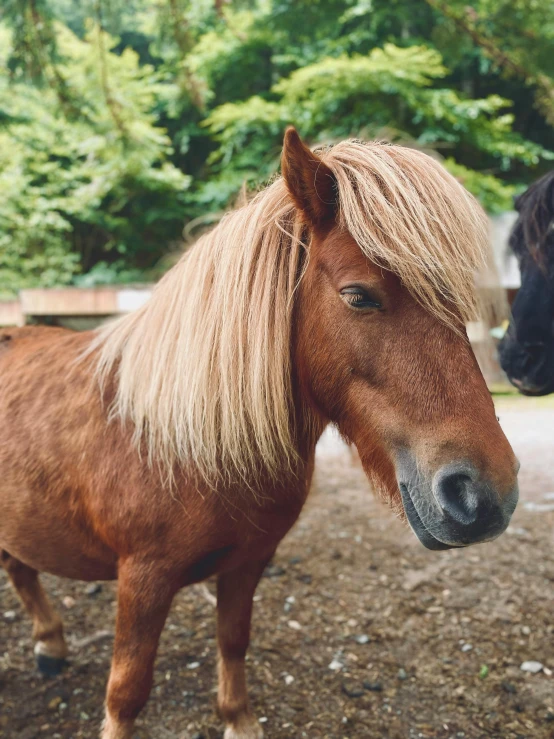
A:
217 557 271 739
0 549 68 675
102 560 175 739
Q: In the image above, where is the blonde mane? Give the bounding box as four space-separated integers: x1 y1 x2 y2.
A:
94 139 489 487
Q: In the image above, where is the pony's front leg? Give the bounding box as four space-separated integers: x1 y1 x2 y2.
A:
102 560 175 739
217 556 272 739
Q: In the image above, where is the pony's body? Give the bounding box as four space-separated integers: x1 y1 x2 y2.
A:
1 130 519 739
499 171 554 394
0 328 307 584
1 326 312 739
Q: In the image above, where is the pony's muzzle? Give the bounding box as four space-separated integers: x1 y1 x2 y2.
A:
431 462 518 544
398 456 519 550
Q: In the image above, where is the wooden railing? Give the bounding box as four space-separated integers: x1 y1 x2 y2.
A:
0 286 152 327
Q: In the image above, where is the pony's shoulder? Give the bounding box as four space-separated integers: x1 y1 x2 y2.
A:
0 325 71 349
0 326 95 365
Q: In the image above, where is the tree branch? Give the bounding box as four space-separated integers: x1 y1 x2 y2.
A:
425 0 554 126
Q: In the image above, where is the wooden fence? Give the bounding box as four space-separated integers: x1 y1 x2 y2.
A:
0 286 152 328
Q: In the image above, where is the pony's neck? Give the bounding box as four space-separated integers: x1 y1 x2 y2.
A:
95 179 312 489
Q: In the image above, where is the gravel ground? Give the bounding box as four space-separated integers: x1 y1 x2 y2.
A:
1 397 553 739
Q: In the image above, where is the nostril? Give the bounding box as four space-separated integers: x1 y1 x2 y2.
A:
434 470 480 526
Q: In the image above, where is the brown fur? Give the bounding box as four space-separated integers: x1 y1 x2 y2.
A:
0 131 517 739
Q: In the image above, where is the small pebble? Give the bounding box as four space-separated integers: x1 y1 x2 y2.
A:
363 680 383 692
397 668 408 680
355 634 370 645
85 583 102 596
287 620 302 631
520 660 543 674
264 564 285 578
341 682 364 698
186 661 200 670
48 696 62 711
461 643 473 652
502 681 517 694
328 659 343 671
284 674 294 685
3 610 16 623
62 596 76 609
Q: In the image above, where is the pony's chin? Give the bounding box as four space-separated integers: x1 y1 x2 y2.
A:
399 484 457 551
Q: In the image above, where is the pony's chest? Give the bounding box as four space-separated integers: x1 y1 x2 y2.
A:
163 479 312 584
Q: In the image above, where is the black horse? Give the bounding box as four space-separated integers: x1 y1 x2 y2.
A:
499 171 554 395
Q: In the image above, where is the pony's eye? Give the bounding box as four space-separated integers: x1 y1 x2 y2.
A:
340 287 382 310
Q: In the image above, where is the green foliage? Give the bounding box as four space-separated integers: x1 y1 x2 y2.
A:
1 0 554 296
73 260 146 287
441 159 518 214
0 19 189 296
204 42 553 210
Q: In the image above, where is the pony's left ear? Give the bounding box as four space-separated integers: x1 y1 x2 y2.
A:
281 127 337 225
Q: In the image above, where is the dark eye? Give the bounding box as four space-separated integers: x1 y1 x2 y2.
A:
340 286 382 310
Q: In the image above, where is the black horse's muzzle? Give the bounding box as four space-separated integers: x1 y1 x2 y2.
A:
499 335 554 396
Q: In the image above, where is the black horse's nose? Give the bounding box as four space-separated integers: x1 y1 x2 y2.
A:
432 463 518 542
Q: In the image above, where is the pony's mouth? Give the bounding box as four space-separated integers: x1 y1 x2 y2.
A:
399 484 456 551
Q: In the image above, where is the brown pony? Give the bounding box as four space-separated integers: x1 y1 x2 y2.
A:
0 129 519 739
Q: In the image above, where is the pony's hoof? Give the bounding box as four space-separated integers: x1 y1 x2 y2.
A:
36 653 68 677
224 716 264 739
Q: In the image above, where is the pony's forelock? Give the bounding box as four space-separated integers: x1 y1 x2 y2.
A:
93 139 490 489
324 140 489 326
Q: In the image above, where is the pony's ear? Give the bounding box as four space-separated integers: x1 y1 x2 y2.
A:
281 127 337 225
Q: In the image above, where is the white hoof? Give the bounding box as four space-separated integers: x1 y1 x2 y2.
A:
224 715 264 739
34 639 68 659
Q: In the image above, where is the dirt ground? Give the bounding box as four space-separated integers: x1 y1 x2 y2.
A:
1 396 554 739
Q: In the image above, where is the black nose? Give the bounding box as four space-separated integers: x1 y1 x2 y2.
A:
432 464 518 543
434 467 480 525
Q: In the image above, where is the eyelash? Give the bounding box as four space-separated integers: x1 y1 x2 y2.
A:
340 287 382 310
